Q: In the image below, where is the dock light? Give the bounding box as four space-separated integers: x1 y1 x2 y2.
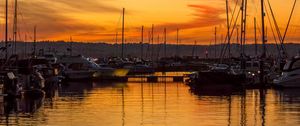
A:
252 73 255 76
257 70 261 74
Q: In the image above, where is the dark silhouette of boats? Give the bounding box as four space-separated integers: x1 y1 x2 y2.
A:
187 64 247 86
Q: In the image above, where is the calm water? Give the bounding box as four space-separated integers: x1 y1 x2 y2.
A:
0 81 299 126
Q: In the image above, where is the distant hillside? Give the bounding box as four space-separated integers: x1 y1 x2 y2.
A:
3 42 300 59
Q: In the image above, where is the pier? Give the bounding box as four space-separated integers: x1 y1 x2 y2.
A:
95 75 187 83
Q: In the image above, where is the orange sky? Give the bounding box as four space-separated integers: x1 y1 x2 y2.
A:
0 0 299 45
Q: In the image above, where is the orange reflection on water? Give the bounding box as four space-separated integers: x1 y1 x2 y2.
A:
0 81 299 126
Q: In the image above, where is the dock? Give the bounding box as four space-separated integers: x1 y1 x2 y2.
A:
95 75 188 82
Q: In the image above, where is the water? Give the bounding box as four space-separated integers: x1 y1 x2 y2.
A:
0 81 299 126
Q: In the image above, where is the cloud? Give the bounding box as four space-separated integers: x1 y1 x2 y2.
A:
0 0 119 40
157 4 226 32
0 0 228 44
50 0 120 13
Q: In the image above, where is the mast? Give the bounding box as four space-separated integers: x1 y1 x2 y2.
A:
141 26 144 59
70 36 73 56
240 0 245 56
236 26 239 47
254 17 258 56
226 0 231 58
13 0 18 55
115 32 118 57
5 0 8 60
164 28 167 58
176 28 179 57
24 34 27 57
33 26 37 57
151 24 154 61
192 40 197 57
243 0 248 53
156 35 160 60
260 0 266 84
121 8 125 58
240 0 248 69
214 27 217 58
281 0 297 57
146 30 151 59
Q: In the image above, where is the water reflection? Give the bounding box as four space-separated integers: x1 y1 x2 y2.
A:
190 85 300 126
0 96 44 125
0 82 299 126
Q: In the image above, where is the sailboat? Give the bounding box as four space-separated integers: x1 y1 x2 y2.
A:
187 0 248 86
270 0 298 87
273 55 300 87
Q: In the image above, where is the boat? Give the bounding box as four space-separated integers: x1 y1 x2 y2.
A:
36 52 58 64
124 63 154 75
57 55 128 80
188 64 247 86
273 56 300 88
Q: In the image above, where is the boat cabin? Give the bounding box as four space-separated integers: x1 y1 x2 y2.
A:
283 57 300 72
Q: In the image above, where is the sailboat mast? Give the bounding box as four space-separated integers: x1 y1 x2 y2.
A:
192 41 197 57
260 0 266 84
240 0 245 57
13 0 18 55
176 28 179 57
214 27 217 58
115 32 118 44
226 0 231 58
115 32 118 57
141 26 144 59
254 17 258 56
24 34 27 56
33 26 37 56
261 1 266 58
5 0 8 60
151 24 154 61
70 36 73 56
121 8 125 58
164 28 167 58
243 0 248 53
240 0 248 69
156 35 160 60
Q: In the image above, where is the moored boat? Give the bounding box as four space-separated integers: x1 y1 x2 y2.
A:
57 55 128 80
273 56 300 88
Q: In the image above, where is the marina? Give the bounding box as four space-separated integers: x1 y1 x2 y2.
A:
0 0 299 125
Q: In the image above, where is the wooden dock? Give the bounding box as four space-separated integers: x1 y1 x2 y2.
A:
95 75 188 82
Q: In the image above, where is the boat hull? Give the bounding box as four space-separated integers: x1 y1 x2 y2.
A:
273 76 300 88
194 71 247 85
65 71 96 80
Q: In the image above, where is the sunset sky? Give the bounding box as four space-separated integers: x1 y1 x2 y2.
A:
0 0 299 45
